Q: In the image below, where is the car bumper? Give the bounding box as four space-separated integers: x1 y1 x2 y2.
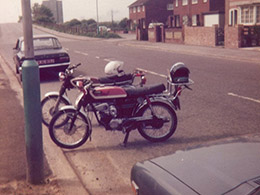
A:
39 62 70 69
19 62 70 71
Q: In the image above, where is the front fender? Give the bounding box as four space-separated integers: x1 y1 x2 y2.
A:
44 91 71 105
59 105 92 134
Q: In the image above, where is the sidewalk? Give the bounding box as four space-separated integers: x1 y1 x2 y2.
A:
0 62 26 183
0 52 88 194
0 56 64 194
1 54 88 195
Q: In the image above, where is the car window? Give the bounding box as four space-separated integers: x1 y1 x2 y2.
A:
20 37 62 51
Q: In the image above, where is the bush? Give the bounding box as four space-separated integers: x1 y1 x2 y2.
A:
97 32 121 39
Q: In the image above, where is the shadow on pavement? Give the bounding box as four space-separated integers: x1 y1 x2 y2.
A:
40 70 59 83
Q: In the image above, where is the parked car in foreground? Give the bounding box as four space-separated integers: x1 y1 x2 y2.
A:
131 142 260 195
13 34 70 80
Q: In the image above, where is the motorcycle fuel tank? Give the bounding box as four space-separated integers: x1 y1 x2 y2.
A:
91 86 127 99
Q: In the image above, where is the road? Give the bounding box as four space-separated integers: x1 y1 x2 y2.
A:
1 23 260 194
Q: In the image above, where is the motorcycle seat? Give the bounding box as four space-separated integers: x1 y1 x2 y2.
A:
98 74 133 85
124 83 165 97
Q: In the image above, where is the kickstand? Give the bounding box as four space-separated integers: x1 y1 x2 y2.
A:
122 129 131 147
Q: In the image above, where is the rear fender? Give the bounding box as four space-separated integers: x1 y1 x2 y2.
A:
134 96 176 116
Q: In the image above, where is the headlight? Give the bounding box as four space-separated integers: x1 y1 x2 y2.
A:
131 180 139 195
59 72 66 81
76 81 84 88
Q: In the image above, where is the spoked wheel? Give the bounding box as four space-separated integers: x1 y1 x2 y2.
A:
138 102 177 142
41 95 70 126
49 109 91 149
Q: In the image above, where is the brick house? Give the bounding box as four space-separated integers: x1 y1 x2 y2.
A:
226 0 260 26
128 0 173 40
225 0 260 48
172 0 225 28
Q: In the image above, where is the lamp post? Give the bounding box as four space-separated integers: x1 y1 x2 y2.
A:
21 0 44 184
96 0 99 34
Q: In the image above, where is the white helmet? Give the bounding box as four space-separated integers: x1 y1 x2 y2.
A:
104 61 124 76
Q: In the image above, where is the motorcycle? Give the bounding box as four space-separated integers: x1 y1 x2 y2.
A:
41 61 146 126
48 62 193 149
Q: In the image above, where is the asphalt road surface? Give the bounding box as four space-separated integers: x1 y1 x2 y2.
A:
1 23 260 194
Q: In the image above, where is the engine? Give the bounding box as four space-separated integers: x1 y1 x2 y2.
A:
94 103 123 130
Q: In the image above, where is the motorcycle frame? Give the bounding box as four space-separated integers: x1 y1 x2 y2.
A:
70 82 177 145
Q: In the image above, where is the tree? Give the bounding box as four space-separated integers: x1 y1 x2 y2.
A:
32 3 54 24
64 19 82 27
119 18 128 30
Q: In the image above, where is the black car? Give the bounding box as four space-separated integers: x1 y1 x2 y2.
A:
131 142 260 195
13 34 70 79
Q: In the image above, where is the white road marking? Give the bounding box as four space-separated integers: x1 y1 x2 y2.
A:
228 92 260 104
136 67 167 78
74 50 88 56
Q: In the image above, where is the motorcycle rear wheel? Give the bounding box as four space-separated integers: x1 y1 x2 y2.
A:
41 95 70 126
49 109 91 149
138 102 177 142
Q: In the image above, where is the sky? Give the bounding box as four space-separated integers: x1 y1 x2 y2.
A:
0 0 136 24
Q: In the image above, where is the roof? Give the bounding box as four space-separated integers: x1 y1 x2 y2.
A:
128 0 150 8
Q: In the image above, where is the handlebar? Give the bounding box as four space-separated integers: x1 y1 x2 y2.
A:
68 63 81 70
184 85 192 90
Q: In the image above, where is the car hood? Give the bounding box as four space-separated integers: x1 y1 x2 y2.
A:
150 142 260 195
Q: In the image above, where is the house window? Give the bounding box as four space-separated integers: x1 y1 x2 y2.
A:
192 15 197 26
176 0 179 7
192 0 198 4
229 9 238 26
133 7 136 13
137 6 141 12
182 0 188 6
241 6 254 24
183 15 188 25
174 15 180 27
203 0 208 2
257 6 260 23
143 20 146 29
167 3 174 10
142 5 145 12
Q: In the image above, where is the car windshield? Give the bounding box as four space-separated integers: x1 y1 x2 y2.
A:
20 37 62 51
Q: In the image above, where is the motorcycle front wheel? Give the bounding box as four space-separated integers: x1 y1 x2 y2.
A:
137 102 177 142
41 95 70 126
49 109 91 149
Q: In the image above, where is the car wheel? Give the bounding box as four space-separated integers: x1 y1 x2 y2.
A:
19 71 22 82
16 65 19 74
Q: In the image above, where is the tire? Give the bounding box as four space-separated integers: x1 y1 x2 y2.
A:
19 71 22 82
137 102 177 142
49 109 91 149
41 95 70 126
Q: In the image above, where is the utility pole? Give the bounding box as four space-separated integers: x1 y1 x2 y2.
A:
21 0 44 184
96 0 99 34
111 10 114 26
